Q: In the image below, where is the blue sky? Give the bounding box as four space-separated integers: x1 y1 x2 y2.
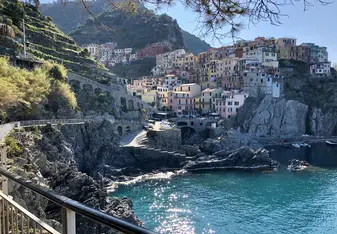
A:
41 0 336 63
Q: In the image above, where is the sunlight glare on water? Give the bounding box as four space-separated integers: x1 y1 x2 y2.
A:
113 168 337 234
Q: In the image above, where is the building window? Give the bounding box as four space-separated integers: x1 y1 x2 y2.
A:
250 78 253 82
200 122 203 126
236 108 239 112
235 101 239 105
191 121 194 126
261 79 263 83
228 101 232 105
170 99 172 103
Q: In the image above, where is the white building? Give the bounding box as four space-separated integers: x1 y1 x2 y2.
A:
214 90 249 118
242 68 273 96
163 74 182 90
156 49 186 69
84 43 100 57
114 48 132 55
318 47 329 63
272 82 281 98
310 62 331 76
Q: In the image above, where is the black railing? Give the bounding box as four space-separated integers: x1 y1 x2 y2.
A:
0 168 156 234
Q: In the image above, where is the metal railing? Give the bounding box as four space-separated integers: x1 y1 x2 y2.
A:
0 190 60 234
0 167 155 234
0 118 144 142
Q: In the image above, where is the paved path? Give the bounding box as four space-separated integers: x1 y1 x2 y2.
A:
120 129 147 147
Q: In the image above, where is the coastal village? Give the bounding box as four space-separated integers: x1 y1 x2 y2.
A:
1 1 337 234
84 37 331 119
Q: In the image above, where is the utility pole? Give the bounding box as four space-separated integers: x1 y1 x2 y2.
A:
23 18 26 58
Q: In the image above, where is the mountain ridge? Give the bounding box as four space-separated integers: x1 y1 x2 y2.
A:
40 1 211 54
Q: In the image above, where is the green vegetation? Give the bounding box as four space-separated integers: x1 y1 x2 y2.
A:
0 57 50 108
0 0 105 77
43 61 68 82
5 136 21 154
182 30 211 55
69 10 184 50
0 57 77 121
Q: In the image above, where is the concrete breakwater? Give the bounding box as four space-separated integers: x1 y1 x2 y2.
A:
267 142 337 166
123 146 187 171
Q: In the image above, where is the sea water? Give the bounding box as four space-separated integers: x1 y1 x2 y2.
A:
112 168 337 234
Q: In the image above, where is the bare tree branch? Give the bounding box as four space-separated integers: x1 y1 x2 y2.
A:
55 0 334 42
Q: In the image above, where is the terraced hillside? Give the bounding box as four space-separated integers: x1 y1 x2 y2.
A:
0 0 107 78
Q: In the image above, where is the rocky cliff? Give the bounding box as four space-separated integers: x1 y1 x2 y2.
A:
40 1 210 54
7 121 142 233
236 61 337 137
239 96 308 137
69 9 185 50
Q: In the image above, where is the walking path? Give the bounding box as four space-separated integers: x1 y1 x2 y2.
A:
0 118 142 142
120 129 147 147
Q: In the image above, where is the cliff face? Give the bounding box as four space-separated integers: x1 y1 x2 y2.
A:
239 95 337 137
241 96 308 137
236 61 337 137
7 121 142 233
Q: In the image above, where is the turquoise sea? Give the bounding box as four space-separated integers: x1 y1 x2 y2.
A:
113 168 337 234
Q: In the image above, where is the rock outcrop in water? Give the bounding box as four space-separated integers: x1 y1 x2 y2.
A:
287 159 310 172
183 147 279 171
200 130 263 154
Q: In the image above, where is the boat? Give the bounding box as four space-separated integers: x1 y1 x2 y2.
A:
299 143 311 148
292 143 301 149
326 140 337 146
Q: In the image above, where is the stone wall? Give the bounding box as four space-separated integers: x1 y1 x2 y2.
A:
146 128 181 150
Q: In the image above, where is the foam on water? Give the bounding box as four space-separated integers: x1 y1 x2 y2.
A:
107 170 187 193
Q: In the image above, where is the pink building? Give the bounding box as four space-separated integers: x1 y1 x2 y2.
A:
168 83 201 116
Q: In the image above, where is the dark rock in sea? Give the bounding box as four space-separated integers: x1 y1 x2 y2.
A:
287 159 310 172
200 130 263 154
181 145 201 156
183 147 279 171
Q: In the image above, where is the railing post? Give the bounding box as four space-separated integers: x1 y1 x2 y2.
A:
0 143 8 195
62 208 76 234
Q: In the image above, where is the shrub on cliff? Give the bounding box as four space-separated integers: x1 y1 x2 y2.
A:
0 57 50 109
48 81 77 112
43 61 67 82
0 57 78 121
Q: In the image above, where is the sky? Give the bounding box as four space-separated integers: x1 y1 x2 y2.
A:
41 0 337 63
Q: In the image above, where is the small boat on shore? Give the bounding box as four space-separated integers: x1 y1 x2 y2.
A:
300 143 311 148
326 140 337 146
292 143 301 149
